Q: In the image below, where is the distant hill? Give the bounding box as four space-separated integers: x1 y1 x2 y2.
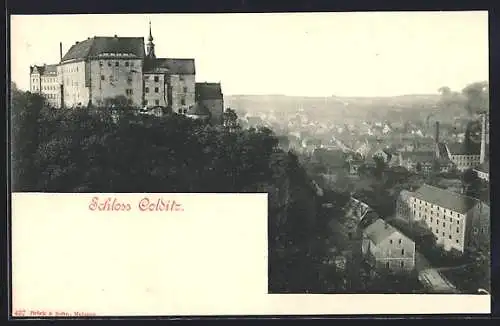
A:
224 94 464 124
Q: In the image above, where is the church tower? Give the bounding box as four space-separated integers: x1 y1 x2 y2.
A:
146 21 156 58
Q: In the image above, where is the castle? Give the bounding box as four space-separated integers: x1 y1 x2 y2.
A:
29 23 224 124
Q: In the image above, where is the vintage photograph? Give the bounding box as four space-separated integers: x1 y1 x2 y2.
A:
10 12 489 296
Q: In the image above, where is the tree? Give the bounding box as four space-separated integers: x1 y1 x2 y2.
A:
415 162 422 173
223 107 240 131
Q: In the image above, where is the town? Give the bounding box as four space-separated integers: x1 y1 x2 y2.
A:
230 90 490 294
17 14 490 295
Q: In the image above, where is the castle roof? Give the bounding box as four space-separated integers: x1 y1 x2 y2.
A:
144 58 195 75
196 82 223 100
30 64 57 75
412 184 479 214
61 36 146 62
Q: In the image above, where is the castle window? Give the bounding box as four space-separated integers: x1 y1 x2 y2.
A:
400 261 404 268
154 87 159 93
154 76 159 82
125 62 129 67
101 75 105 81
125 89 133 96
108 62 112 67
178 109 182 114
442 232 445 236
456 240 459 243
389 239 393 244
179 75 184 81
155 100 160 106
449 235 452 239
144 76 149 80
181 98 186 105
183 86 188 92
99 61 103 67
401 249 404 255
145 87 149 93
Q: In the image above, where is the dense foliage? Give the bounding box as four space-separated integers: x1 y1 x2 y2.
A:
11 87 319 293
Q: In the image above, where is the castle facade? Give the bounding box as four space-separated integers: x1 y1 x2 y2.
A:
29 23 224 124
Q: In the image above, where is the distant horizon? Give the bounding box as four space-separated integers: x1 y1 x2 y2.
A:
11 12 488 97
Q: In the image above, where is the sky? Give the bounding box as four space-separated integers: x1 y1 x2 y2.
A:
10 12 488 97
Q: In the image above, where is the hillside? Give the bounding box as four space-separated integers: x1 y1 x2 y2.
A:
224 94 465 123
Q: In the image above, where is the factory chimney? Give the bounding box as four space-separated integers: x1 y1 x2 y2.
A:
59 42 63 61
480 113 487 164
435 121 440 144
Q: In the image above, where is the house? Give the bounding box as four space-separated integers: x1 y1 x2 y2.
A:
473 160 489 182
444 142 483 172
355 142 372 159
347 157 364 175
398 184 490 254
195 82 224 125
361 219 416 272
387 151 402 168
344 196 373 223
400 151 435 174
435 143 455 173
371 148 392 164
29 64 59 108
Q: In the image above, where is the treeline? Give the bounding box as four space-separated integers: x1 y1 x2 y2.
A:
11 86 319 293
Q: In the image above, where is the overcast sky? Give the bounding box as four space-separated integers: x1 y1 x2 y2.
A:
11 12 488 97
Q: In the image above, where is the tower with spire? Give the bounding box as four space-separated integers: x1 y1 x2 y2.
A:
146 21 156 58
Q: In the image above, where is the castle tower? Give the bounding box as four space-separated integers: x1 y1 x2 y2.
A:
146 21 156 58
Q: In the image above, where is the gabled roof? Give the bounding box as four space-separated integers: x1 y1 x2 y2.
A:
474 160 489 174
30 64 57 75
61 36 145 62
436 143 452 162
412 184 479 214
363 219 400 245
144 58 195 75
196 82 223 100
446 142 481 155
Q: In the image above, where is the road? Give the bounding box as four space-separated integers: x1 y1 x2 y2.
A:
418 268 458 293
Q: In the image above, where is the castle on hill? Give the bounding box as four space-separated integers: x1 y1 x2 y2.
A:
29 23 224 124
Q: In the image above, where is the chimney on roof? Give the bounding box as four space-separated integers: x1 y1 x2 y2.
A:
114 34 118 38
59 42 63 61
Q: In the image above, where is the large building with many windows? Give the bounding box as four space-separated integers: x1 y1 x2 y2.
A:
29 64 60 108
396 184 489 254
29 23 224 123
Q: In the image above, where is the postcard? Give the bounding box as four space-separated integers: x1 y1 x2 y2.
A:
10 12 490 317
